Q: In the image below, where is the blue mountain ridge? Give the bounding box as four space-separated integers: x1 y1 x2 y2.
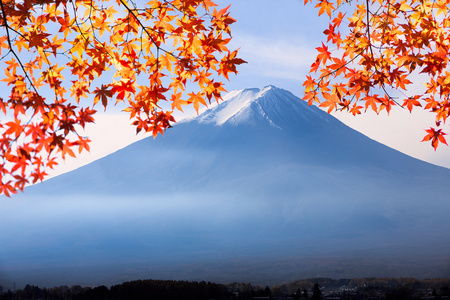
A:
1 85 449 287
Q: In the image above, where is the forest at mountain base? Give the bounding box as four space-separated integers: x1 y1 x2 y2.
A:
2 277 450 300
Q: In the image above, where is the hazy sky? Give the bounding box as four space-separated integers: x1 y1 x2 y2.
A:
2 2 450 288
50 0 450 177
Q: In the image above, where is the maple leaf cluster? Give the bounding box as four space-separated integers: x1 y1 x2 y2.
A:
0 0 245 196
303 0 450 150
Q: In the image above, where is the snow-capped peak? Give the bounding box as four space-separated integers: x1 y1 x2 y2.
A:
195 85 331 129
197 87 269 126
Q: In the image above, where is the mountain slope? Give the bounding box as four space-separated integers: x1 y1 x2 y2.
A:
1 86 449 287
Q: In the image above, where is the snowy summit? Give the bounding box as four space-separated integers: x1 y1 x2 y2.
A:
196 85 333 128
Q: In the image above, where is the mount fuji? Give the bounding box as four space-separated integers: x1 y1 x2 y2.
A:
1 86 450 287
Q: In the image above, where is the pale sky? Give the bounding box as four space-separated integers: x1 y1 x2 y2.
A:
49 0 450 178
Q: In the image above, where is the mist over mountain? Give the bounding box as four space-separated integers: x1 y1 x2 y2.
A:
1 86 449 288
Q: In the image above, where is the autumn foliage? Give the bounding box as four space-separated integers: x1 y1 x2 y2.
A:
303 0 450 150
0 0 245 196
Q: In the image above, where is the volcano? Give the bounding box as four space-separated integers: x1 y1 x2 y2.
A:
1 86 450 287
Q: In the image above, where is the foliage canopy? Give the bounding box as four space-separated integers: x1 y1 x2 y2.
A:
304 0 450 150
3 0 450 196
0 0 245 196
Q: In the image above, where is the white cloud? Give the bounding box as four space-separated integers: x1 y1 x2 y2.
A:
232 33 317 80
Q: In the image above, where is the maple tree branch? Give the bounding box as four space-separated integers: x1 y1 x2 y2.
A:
380 1 391 45
119 0 179 61
69 0 115 71
160 0 181 12
0 0 39 96
0 0 243 194
0 0 53 138
308 51 363 99
365 0 374 56
363 0 402 107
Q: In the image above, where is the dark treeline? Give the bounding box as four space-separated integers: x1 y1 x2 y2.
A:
0 279 271 300
272 277 450 300
273 277 450 293
2 277 450 300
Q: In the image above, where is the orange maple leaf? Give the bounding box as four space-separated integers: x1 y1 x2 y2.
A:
316 42 332 65
315 0 335 17
402 96 422 113
422 128 448 150
93 84 113 108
